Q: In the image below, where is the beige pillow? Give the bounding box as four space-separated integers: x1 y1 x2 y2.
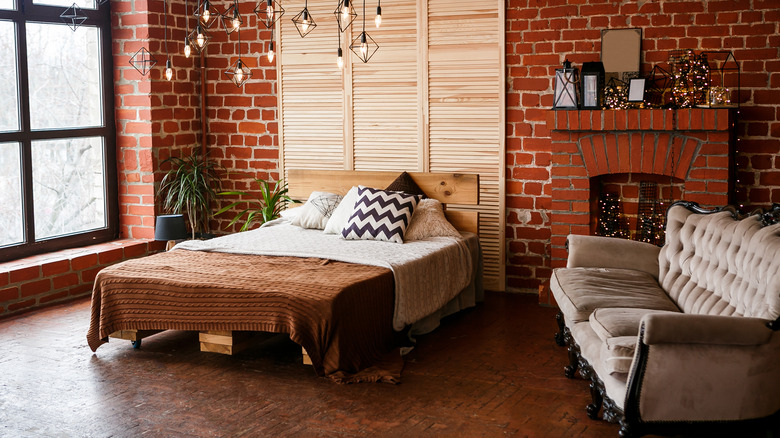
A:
405 199 462 241
291 191 343 230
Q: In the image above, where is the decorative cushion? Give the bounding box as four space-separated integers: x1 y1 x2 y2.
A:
291 191 343 230
385 171 426 197
404 199 461 241
341 187 421 243
323 186 361 234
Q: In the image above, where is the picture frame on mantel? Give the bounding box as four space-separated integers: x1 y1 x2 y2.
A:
601 28 642 83
627 78 646 103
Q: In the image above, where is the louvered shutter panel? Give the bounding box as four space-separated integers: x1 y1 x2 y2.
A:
278 0 505 290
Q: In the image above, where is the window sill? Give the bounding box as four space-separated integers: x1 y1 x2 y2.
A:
0 239 165 318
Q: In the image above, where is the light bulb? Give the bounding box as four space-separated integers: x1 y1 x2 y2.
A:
360 33 367 57
184 38 192 58
202 5 210 23
232 9 241 29
301 10 310 33
337 47 343 69
375 6 381 28
342 0 350 21
196 26 206 47
268 42 275 62
165 59 173 81
267 5 274 20
235 61 244 83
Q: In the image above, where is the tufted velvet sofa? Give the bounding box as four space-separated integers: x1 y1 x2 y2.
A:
550 201 780 437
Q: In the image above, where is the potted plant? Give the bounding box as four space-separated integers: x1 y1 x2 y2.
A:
216 178 298 231
157 148 223 240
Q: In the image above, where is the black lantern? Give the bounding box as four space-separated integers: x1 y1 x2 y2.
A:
553 59 579 110
580 61 604 109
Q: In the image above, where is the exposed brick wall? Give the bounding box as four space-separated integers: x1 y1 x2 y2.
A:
112 0 279 237
505 0 780 292
0 240 164 317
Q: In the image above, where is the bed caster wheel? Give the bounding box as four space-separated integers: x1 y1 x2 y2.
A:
131 339 142 349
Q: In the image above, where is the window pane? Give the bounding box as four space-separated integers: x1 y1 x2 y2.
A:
26 23 102 130
0 0 15 10
0 21 20 132
32 137 106 239
33 0 95 10
0 142 24 246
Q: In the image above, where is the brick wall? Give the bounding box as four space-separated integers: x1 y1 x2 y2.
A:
505 0 780 292
9 0 773 310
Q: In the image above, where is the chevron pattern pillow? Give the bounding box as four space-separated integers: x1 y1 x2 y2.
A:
341 187 421 243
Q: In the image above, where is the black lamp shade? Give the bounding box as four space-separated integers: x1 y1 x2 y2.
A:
155 214 188 241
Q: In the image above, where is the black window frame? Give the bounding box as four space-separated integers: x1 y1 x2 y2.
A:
0 0 118 263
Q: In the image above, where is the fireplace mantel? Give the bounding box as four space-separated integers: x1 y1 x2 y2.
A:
545 108 736 270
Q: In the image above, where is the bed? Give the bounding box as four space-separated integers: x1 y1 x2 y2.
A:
86 170 483 383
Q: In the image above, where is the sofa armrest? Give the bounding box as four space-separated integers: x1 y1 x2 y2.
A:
642 313 773 346
622 314 780 425
566 234 660 279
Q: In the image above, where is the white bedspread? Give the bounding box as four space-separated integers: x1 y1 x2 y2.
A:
175 220 475 331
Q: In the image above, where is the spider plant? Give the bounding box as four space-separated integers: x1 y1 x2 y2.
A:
216 178 299 231
157 148 223 239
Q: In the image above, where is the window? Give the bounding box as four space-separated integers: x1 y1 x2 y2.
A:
0 0 116 262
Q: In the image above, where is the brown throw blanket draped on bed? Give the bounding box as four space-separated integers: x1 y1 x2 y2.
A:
86 250 401 383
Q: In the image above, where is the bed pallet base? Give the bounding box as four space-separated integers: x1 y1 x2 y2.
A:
109 329 313 366
198 330 276 355
109 329 162 348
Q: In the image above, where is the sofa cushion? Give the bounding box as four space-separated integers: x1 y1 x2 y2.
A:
589 307 679 341
550 267 680 323
589 308 680 375
600 336 637 374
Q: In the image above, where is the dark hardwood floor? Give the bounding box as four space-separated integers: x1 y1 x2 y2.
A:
0 292 746 437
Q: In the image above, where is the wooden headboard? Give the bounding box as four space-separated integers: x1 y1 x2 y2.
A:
286 169 480 235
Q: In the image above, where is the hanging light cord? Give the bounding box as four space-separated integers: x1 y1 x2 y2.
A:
362 0 365 33
164 0 169 56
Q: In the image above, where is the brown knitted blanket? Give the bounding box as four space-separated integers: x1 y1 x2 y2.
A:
86 250 400 382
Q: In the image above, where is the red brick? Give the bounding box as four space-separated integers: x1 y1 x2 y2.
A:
53 273 80 290
42 260 70 277
0 286 18 302
39 291 69 304
8 299 35 312
10 267 40 283
21 279 52 298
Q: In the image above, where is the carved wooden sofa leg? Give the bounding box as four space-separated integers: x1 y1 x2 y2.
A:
564 342 579 378
586 381 603 419
554 311 566 346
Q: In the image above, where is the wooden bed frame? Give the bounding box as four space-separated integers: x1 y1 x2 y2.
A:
110 170 480 361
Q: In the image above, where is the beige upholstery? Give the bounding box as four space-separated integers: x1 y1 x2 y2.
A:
551 268 678 323
550 203 780 430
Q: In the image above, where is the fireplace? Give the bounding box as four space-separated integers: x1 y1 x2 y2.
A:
545 108 735 274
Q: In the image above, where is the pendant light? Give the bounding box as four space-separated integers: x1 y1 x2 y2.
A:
349 0 378 63
375 0 381 28
183 0 192 58
333 0 356 32
195 0 218 28
337 29 344 69
292 0 316 38
188 23 211 54
267 29 275 62
163 0 173 81
221 0 243 35
225 27 252 87
129 47 157 76
254 0 284 29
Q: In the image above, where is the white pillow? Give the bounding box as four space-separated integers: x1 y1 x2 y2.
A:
291 191 343 230
404 199 462 241
323 186 361 234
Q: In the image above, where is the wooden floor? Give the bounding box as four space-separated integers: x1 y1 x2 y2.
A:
0 292 757 437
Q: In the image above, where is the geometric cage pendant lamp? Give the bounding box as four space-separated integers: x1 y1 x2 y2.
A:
224 25 252 87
